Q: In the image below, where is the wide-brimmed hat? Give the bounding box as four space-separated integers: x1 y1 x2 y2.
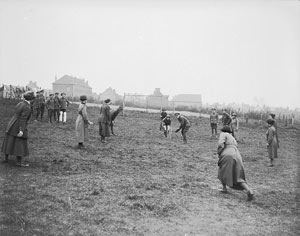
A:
80 95 87 101
61 92 66 96
104 99 111 104
269 113 276 119
221 125 232 133
23 91 35 101
55 92 59 95
174 112 180 116
266 118 275 125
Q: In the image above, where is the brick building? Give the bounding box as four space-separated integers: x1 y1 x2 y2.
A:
99 87 122 103
52 75 93 98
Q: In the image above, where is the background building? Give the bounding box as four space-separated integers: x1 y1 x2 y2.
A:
99 87 122 103
52 75 93 99
147 88 169 108
172 94 202 108
27 81 40 92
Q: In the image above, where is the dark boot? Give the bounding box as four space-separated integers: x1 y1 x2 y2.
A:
16 156 29 167
77 143 85 149
183 135 187 144
101 136 106 143
2 155 8 163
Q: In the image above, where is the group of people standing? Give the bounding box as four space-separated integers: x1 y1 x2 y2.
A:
209 108 254 201
32 91 69 124
209 108 239 140
1 95 281 202
75 97 123 149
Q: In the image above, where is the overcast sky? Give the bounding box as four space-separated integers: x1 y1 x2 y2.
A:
0 0 299 108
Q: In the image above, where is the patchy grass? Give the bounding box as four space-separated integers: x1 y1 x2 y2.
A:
0 102 299 236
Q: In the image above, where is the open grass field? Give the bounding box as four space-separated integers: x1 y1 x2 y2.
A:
0 101 299 236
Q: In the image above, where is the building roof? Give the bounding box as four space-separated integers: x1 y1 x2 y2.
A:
148 88 168 98
172 94 202 102
27 81 40 90
53 75 92 88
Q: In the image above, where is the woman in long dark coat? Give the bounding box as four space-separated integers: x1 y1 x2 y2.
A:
98 99 111 143
1 91 35 167
217 125 254 201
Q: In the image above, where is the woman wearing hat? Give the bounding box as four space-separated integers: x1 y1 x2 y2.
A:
266 118 278 167
75 95 93 149
1 91 35 166
217 125 254 201
98 99 111 143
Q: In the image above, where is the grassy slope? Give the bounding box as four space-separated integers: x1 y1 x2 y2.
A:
0 102 299 236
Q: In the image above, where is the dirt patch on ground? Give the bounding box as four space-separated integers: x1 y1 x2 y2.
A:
0 102 299 236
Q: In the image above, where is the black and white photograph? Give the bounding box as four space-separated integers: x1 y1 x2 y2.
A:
0 0 299 235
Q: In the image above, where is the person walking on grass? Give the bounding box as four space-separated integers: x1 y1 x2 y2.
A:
98 99 111 143
75 95 93 149
209 108 219 137
217 125 254 201
266 118 278 167
59 92 70 125
174 112 191 144
1 91 35 167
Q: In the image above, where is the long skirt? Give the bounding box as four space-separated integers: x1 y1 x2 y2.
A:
75 116 89 143
1 133 29 157
268 139 278 160
218 146 246 190
99 122 110 137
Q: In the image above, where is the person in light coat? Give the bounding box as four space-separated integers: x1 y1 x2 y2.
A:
75 95 93 149
217 125 254 201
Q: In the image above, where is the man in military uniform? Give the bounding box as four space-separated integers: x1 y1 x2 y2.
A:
175 113 191 144
39 90 46 121
53 92 60 122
